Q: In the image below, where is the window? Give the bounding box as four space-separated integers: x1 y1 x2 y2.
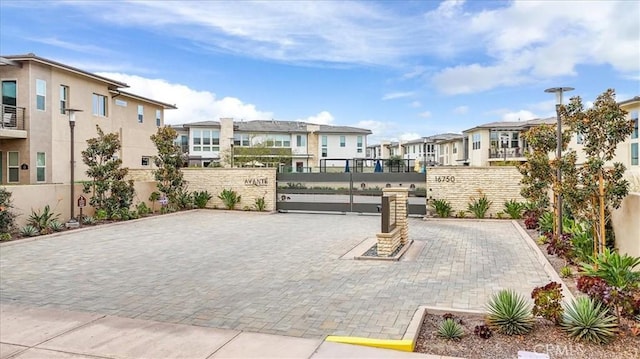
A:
36 79 46 111
453 145 457 154
576 133 585 144
234 134 250 146
322 148 327 157
511 132 519 148
357 136 363 153
36 152 45 182
631 111 638 139
137 105 144 123
472 134 481 150
156 110 161 127
92 94 107 116
632 143 638 166
2 80 17 106
322 136 327 147
59 85 68 114
296 135 306 147
192 130 220 152
8 151 18 183
141 156 150 166
340 136 346 147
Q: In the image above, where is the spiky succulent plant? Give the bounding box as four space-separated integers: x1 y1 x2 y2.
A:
561 297 618 344
437 318 464 340
486 289 534 335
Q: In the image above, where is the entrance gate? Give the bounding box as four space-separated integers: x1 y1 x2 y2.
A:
276 172 427 215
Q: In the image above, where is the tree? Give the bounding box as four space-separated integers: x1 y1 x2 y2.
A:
150 126 186 209
561 89 634 254
82 125 135 216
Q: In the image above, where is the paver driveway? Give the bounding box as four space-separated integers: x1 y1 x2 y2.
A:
0 210 550 339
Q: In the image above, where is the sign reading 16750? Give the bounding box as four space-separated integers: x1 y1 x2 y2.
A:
434 175 455 183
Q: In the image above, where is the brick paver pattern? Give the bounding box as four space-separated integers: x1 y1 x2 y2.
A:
0 211 550 339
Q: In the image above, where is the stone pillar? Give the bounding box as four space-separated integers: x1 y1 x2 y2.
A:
382 187 409 244
220 117 234 167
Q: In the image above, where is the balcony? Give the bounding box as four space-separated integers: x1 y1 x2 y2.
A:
2 105 25 129
488 147 524 160
0 104 27 139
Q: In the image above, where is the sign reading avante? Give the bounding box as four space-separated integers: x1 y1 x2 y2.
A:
245 178 269 186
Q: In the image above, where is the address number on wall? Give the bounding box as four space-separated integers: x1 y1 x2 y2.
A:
434 176 455 183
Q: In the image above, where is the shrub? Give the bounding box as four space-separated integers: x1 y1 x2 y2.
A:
547 233 574 261
218 189 241 210
27 205 60 235
437 318 464 340
254 196 266 212
524 213 539 230
0 188 17 236
531 282 564 324
538 211 554 234
503 200 524 219
456 210 467 218
486 289 534 335
473 324 492 339
82 216 97 225
560 266 573 278
20 225 39 237
176 189 194 210
48 220 64 232
192 190 212 209
94 209 108 221
561 297 617 344
136 202 151 216
430 199 453 218
468 195 492 219
581 248 640 291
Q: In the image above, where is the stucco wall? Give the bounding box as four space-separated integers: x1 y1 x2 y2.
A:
611 192 640 258
427 166 525 217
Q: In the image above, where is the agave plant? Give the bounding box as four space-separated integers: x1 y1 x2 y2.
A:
437 318 464 340
561 297 618 344
19 225 39 237
430 199 453 218
486 289 534 335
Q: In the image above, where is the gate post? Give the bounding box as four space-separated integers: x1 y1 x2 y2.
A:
382 187 409 245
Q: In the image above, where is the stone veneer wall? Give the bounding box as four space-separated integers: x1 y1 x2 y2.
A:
426 166 525 217
181 168 277 211
376 188 408 256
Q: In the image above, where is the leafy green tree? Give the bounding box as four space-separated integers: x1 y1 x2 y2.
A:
150 126 186 209
518 125 556 210
561 89 634 254
82 125 135 216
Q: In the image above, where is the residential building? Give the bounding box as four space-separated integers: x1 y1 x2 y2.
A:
0 54 176 185
170 118 371 172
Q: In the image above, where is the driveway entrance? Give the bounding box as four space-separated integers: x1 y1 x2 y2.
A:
0 211 550 339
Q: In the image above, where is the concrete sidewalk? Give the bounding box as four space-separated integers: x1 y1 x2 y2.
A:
0 304 460 359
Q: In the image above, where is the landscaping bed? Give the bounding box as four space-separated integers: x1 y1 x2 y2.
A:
413 220 640 359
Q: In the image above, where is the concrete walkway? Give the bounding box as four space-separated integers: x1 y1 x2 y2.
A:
0 211 550 357
0 303 457 358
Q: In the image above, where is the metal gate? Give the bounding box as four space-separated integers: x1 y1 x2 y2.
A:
276 172 427 215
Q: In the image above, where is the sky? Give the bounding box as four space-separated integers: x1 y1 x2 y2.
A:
1 0 638 144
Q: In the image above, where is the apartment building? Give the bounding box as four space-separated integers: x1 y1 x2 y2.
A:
0 54 176 185
171 118 371 172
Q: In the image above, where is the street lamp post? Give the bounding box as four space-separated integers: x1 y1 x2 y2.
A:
544 87 574 237
65 108 82 227
423 138 427 174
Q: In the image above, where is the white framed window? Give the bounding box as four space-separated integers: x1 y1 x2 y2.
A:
92 94 107 116
631 111 638 139
472 134 481 150
234 134 250 146
192 130 220 152
321 136 328 157
296 135 306 147
156 109 161 127
8 151 19 183
632 143 638 166
340 136 346 147
576 133 585 145
36 152 46 182
36 79 46 111
357 136 363 153
137 105 144 123
59 85 68 114
141 156 150 166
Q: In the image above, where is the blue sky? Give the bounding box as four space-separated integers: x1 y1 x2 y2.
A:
1 0 638 143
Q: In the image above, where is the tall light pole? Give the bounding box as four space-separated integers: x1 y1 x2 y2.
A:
544 87 574 237
66 108 82 226
423 137 427 173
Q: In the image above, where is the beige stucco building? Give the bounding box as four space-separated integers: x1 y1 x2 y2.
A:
0 54 176 185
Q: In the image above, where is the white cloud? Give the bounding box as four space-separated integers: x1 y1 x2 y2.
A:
97 73 273 125
297 111 335 125
410 101 422 108
399 132 421 141
453 105 468 115
382 92 414 100
418 111 432 119
500 110 538 122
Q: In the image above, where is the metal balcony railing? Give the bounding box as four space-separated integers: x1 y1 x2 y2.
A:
488 147 523 159
1 105 26 130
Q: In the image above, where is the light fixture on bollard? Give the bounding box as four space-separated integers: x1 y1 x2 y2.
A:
65 108 83 228
544 86 574 237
